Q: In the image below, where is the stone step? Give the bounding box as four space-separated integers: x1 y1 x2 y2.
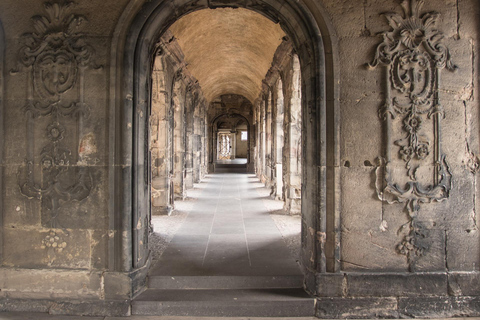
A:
132 288 315 317
148 275 304 289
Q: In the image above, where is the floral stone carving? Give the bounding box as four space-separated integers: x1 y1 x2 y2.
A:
14 1 98 248
369 0 455 270
41 230 68 253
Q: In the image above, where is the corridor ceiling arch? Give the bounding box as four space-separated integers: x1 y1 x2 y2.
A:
168 8 285 103
112 0 340 295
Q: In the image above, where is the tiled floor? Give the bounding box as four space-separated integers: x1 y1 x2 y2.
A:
149 173 302 277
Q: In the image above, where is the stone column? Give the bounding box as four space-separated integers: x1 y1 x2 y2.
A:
274 80 284 200
284 56 302 215
151 55 173 215
184 90 194 190
172 77 185 199
230 131 236 159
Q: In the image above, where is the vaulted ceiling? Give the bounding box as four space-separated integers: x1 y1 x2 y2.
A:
169 8 285 103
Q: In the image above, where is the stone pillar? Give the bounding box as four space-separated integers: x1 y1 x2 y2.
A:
284 56 302 215
230 131 236 159
184 90 194 190
274 80 284 200
202 110 208 178
172 78 185 199
150 54 173 215
260 100 266 183
193 108 202 183
265 92 273 188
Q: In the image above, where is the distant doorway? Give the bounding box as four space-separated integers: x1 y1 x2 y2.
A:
217 131 232 160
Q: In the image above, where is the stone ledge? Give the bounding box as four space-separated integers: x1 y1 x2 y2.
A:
315 296 480 319
0 260 150 302
315 297 399 319
0 299 130 317
316 272 480 297
347 273 447 297
0 268 103 300
104 258 150 300
398 296 480 318
448 272 480 296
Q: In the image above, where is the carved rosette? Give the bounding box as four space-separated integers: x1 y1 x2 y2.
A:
41 230 68 253
14 2 98 248
369 0 455 270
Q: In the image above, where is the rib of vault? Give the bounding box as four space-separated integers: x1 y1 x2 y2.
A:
169 8 286 103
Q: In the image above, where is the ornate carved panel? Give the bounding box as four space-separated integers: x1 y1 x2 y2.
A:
14 2 98 251
369 0 455 270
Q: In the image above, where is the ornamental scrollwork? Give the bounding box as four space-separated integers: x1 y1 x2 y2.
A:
369 0 455 270
14 1 98 248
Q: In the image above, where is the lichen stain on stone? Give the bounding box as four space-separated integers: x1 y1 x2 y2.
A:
79 133 97 158
317 231 326 244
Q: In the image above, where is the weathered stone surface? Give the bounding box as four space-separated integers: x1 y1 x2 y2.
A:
446 229 480 271
90 229 109 270
338 37 382 104
0 268 101 299
0 299 50 313
448 272 480 296
315 273 344 297
104 273 133 301
3 228 91 269
398 296 480 318
347 273 448 297
49 300 130 317
315 297 399 319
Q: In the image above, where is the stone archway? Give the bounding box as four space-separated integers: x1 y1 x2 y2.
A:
110 0 340 295
210 112 254 172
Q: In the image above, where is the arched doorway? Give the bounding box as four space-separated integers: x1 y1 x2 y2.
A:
210 111 254 173
110 0 340 295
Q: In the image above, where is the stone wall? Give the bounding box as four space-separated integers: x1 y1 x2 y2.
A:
0 0 124 307
314 0 480 317
0 0 479 317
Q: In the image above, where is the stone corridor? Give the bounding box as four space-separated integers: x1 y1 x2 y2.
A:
1 0 480 318
133 172 313 317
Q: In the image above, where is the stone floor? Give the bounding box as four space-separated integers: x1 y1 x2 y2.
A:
148 173 302 277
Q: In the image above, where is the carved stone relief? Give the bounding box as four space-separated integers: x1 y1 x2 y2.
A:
369 0 455 270
13 2 98 252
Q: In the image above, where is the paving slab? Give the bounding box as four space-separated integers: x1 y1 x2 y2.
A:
148 173 302 278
